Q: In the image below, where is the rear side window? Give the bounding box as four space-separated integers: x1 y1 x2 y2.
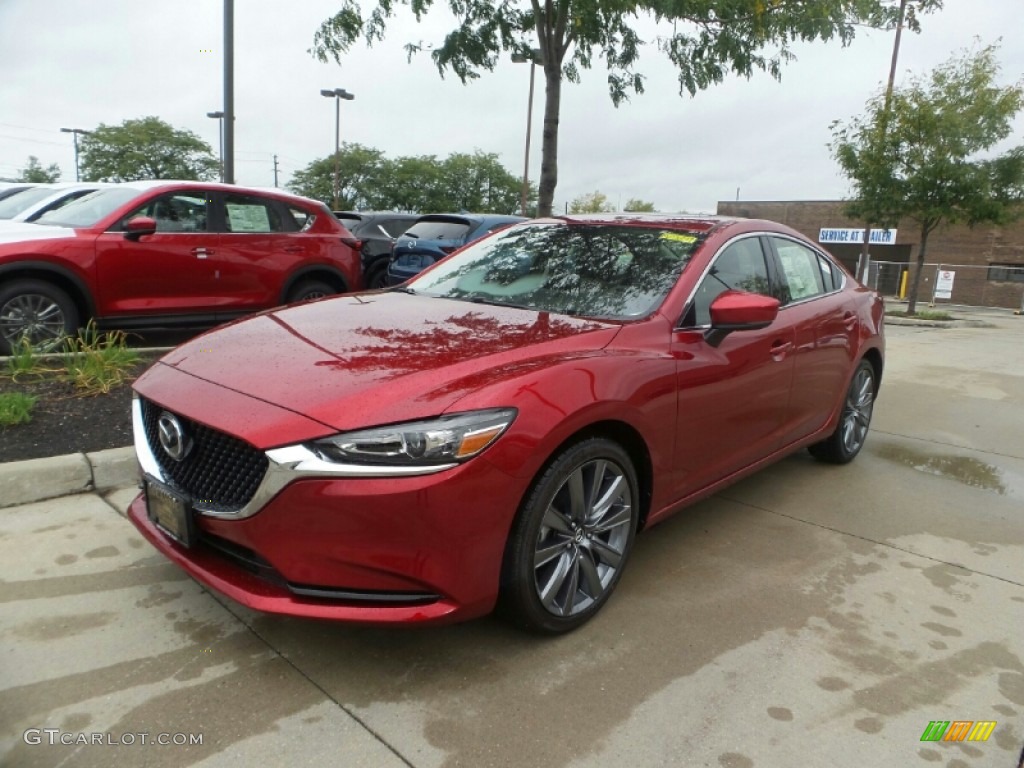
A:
289 206 315 231
404 220 470 240
772 238 826 303
223 194 284 233
381 218 414 237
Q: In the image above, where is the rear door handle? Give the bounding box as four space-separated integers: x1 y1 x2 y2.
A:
770 340 792 361
843 312 858 331
192 247 211 259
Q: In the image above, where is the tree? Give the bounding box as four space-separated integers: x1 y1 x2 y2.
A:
79 117 219 182
831 44 1024 314
569 190 614 213
18 156 61 183
289 143 386 209
624 198 656 212
290 146 529 213
312 1 939 218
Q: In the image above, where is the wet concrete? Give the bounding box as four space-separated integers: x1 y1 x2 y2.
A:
2 308 1023 766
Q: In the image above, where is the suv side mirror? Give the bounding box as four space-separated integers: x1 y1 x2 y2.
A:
704 290 779 347
124 216 157 240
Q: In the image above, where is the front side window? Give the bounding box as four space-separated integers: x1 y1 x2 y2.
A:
126 192 210 233
687 237 771 327
773 238 827 303
410 223 702 320
223 194 284 233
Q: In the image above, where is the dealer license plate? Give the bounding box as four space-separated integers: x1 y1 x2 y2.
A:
144 478 195 548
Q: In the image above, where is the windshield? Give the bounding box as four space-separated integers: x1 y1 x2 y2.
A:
0 187 54 219
409 222 703 320
35 187 142 228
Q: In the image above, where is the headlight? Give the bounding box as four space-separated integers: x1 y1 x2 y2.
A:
309 408 517 466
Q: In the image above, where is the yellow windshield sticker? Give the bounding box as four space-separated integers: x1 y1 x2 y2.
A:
661 232 697 244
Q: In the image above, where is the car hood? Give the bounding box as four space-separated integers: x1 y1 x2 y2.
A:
144 292 620 436
0 223 77 243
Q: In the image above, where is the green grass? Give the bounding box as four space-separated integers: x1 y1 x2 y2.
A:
0 392 37 426
60 324 139 395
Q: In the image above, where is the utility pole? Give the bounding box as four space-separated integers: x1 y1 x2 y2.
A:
858 0 907 283
222 0 235 184
273 155 279 188
60 128 92 182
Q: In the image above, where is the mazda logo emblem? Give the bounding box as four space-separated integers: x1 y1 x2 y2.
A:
157 412 192 462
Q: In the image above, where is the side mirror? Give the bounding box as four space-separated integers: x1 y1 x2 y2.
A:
124 216 157 240
705 290 780 347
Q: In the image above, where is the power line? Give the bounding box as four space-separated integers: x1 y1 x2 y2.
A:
0 133 67 147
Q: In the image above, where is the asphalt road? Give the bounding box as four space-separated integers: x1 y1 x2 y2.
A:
2 310 1022 767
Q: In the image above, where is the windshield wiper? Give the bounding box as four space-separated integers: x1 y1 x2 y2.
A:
390 286 417 294
464 296 533 311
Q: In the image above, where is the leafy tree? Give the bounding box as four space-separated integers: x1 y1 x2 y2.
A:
569 190 614 213
291 146 529 213
289 143 386 209
18 155 61 183
79 117 219 182
624 198 656 212
312 0 939 218
831 44 1024 314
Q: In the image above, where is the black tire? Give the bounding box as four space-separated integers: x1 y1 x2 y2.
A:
500 438 639 634
808 359 876 464
0 279 79 354
365 264 388 290
286 279 336 304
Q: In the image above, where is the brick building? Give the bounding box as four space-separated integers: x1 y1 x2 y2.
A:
716 200 1024 309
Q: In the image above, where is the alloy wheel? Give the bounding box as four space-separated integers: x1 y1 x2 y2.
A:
533 458 634 617
841 366 875 455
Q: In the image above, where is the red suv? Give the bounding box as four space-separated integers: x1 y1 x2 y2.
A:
0 181 361 353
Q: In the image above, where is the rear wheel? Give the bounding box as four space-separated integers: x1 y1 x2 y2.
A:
286 279 335 304
0 279 79 354
365 264 388 290
500 438 639 634
808 359 876 464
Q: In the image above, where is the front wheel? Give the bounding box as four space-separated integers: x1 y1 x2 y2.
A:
808 359 876 464
0 279 79 354
500 438 639 634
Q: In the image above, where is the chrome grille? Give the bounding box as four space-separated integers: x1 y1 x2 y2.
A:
140 397 268 511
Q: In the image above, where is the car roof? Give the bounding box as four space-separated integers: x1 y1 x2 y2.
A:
95 180 327 208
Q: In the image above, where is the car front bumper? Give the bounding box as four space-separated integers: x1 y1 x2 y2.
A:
127 454 523 625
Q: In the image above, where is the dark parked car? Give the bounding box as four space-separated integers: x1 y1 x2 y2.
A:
0 181 361 353
333 211 419 289
385 213 527 285
128 213 884 634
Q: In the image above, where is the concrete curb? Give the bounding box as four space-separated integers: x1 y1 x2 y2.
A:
0 446 137 509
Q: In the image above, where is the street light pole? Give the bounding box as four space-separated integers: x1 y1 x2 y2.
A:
206 111 225 182
511 49 542 217
320 88 355 210
60 127 91 182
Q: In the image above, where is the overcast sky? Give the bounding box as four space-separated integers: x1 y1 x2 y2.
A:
1 0 1021 213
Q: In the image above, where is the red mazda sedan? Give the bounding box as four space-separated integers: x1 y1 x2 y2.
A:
128 214 884 634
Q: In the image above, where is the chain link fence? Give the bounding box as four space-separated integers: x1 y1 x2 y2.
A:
866 261 1024 311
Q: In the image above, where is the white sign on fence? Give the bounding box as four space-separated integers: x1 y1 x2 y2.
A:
935 270 956 300
818 228 898 245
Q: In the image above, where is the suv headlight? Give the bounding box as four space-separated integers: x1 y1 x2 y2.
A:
309 408 517 466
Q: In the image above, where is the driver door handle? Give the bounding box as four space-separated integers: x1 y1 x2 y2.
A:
192 247 211 259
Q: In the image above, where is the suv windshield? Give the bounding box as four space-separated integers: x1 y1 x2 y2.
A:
36 188 143 228
409 222 703 320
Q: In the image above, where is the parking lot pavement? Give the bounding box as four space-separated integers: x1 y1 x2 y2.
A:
2 312 1023 767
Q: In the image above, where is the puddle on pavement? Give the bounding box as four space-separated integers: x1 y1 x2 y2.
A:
875 445 1007 495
